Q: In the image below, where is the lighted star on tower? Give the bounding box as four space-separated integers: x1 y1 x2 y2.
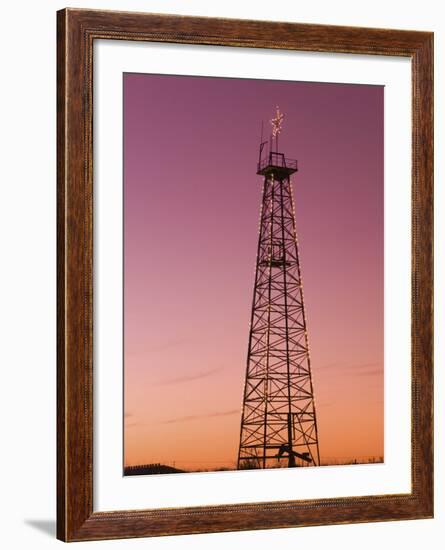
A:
270 106 284 138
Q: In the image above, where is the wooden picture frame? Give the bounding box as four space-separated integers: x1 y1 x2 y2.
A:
57 8 433 542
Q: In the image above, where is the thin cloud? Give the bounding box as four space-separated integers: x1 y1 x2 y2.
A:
124 412 139 427
355 367 383 377
125 421 139 428
162 409 239 425
316 361 382 373
155 366 223 386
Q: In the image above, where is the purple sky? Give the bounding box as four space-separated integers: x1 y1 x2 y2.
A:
124 73 384 469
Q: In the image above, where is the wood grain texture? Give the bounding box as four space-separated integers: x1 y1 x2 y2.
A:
57 8 434 542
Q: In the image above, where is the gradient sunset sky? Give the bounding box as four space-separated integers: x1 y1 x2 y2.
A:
123 73 384 471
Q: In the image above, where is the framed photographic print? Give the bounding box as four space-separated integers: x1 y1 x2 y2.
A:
57 8 433 542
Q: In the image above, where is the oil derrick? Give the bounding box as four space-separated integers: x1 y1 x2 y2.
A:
237 107 320 469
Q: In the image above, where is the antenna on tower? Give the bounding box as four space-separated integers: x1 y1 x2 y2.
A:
258 120 267 169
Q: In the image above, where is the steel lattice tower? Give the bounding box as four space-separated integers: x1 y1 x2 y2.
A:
237 108 320 470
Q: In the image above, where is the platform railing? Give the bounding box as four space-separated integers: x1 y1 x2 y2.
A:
257 152 298 173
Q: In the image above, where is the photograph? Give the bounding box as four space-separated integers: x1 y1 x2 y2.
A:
123 73 384 475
